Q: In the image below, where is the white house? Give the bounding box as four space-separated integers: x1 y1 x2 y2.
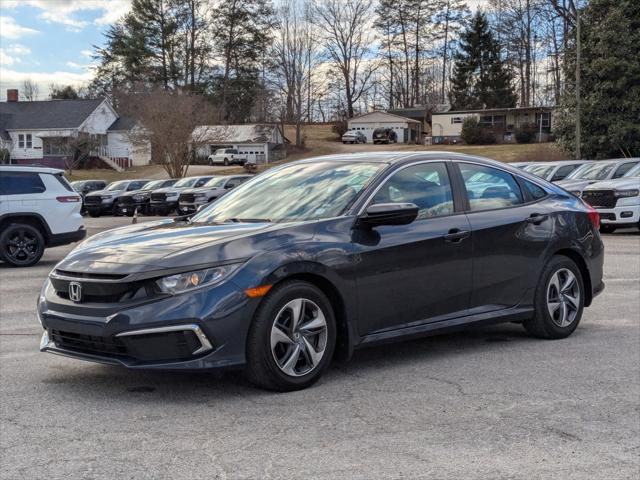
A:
431 106 555 144
0 89 150 170
347 111 422 144
193 124 286 164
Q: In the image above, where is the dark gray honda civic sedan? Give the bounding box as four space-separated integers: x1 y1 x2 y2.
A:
39 152 605 391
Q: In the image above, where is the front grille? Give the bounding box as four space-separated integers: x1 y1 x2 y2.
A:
151 193 166 202
51 273 155 304
84 196 101 205
180 193 195 203
119 196 135 205
54 270 128 280
582 190 618 209
51 329 128 357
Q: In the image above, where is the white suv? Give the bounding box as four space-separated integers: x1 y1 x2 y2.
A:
0 166 85 267
207 148 248 166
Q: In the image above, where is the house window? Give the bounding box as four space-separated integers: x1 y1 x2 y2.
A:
18 134 24 148
43 138 69 156
26 134 32 148
451 117 463 124
481 115 506 126
535 112 551 128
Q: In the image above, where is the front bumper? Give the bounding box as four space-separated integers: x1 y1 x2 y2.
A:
178 201 206 214
38 279 259 370
595 204 640 226
150 200 178 212
118 201 147 215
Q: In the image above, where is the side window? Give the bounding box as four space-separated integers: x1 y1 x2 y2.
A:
52 173 74 192
372 162 454 219
612 162 638 178
520 178 547 201
0 172 46 195
552 164 577 181
460 163 523 211
195 178 208 187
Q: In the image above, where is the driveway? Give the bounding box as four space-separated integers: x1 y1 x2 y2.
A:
1 218 638 479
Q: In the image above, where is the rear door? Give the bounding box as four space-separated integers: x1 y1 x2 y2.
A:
354 161 473 335
455 162 553 312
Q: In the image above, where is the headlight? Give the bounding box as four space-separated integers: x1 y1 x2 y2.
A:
194 193 206 198
102 194 113 199
166 192 178 198
570 191 582 197
155 263 241 294
132 194 146 201
614 189 639 198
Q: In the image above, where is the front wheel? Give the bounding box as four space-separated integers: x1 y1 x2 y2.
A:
0 223 45 267
208 159 213 166
599 225 617 234
223 158 229 166
245 281 336 391
523 256 585 339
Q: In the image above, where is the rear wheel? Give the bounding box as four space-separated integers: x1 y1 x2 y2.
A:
208 159 213 166
0 223 45 267
523 256 584 339
246 281 336 391
224 158 229 166
88 209 100 218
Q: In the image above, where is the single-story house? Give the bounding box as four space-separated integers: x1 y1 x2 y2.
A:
193 124 286 164
347 111 422 144
0 89 150 170
431 106 555 144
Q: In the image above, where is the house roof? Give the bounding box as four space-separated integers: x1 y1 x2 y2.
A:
0 98 104 130
433 106 555 116
107 116 136 131
348 111 421 124
193 124 281 144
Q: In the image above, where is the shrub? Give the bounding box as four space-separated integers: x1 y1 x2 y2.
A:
331 121 348 139
515 129 533 144
461 117 482 144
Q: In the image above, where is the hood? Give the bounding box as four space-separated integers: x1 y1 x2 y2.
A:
154 186 190 194
189 186 224 194
583 177 640 191
121 189 150 197
555 179 598 191
86 189 124 197
55 218 313 274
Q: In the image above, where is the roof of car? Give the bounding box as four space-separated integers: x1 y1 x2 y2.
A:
0 165 64 174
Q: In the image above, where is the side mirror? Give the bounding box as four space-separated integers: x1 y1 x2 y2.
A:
356 202 419 228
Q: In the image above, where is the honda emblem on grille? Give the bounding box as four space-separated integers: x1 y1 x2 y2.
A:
69 282 82 302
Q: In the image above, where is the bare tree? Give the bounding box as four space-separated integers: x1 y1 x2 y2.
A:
45 133 101 176
314 0 377 118
118 87 214 178
22 79 39 101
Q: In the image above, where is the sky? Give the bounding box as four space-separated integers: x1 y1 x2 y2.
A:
0 0 488 101
0 0 131 100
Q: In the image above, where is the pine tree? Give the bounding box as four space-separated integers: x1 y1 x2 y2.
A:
449 11 517 109
555 0 640 158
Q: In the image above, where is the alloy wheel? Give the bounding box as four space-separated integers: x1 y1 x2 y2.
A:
546 268 581 328
4 228 40 264
270 298 328 377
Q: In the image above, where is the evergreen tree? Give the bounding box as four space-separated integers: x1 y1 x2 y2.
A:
449 11 517 109
555 0 640 158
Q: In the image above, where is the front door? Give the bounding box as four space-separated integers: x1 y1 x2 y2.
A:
353 161 473 335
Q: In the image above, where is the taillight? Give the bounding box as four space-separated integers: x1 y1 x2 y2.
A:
583 201 600 229
56 196 81 203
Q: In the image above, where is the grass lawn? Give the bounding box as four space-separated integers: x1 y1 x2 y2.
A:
65 124 568 181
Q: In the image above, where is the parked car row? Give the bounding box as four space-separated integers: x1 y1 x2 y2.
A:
514 158 640 232
341 128 398 144
73 174 254 217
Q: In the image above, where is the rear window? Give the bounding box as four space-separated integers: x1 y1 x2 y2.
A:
520 178 547 201
0 172 46 195
53 173 74 192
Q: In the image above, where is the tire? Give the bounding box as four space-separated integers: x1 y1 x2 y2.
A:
245 280 336 391
0 223 45 267
224 158 229 166
208 159 213 166
88 209 100 218
157 208 168 216
523 256 585 339
599 225 617 234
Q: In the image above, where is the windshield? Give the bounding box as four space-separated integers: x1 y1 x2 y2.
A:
528 165 555 178
141 180 165 190
105 181 128 191
203 177 225 188
192 161 384 224
174 178 197 188
566 162 615 180
624 164 640 178
522 164 542 172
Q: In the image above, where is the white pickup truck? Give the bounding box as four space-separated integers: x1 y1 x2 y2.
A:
207 148 248 166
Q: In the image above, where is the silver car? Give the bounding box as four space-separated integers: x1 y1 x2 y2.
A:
342 130 366 144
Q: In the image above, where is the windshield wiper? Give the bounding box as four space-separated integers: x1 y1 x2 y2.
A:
224 218 271 223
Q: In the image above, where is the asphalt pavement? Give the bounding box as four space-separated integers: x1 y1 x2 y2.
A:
1 217 638 479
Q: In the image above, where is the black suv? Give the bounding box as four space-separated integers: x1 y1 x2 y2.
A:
372 127 398 144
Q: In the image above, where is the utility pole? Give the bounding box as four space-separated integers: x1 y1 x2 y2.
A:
575 7 581 159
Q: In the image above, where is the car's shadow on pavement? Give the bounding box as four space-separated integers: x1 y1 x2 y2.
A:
40 322 532 400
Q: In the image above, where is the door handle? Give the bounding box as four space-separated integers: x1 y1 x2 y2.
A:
526 213 549 225
444 229 470 243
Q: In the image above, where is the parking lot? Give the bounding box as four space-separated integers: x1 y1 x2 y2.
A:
0 217 638 480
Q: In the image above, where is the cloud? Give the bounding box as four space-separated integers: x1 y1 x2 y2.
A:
65 61 90 69
0 44 32 66
0 0 131 31
80 49 94 58
0 68 93 99
0 16 40 39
